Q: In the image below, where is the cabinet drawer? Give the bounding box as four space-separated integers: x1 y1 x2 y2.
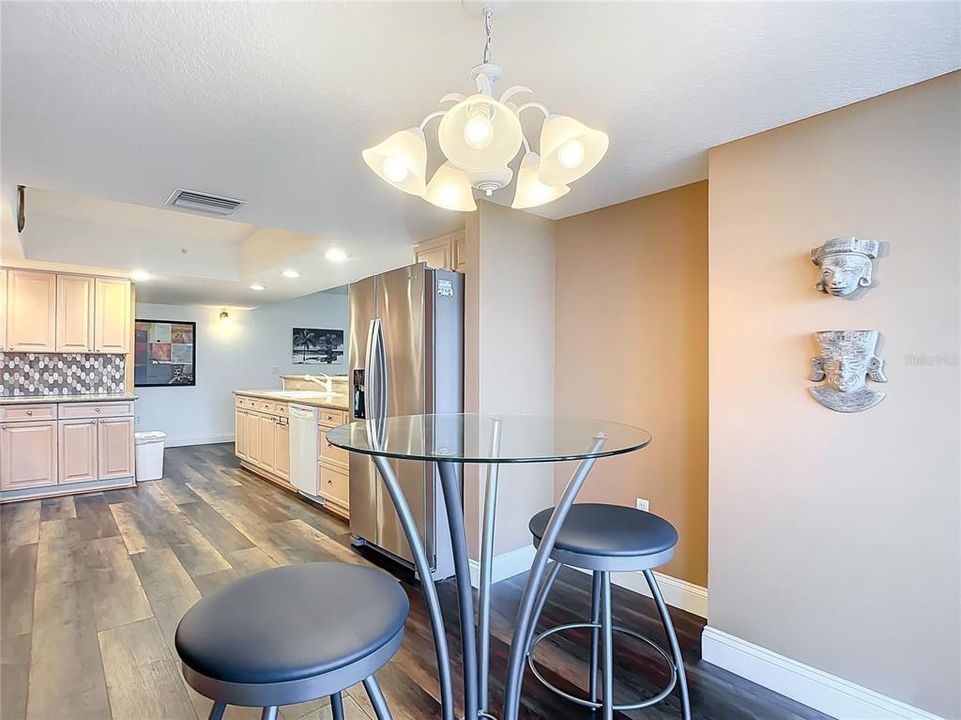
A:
236 396 256 410
319 427 349 469
318 409 347 427
319 464 349 507
59 402 133 419
0 404 58 422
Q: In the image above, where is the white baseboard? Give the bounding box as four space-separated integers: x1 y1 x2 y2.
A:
164 434 235 448
571 567 708 618
469 544 537 587
702 627 944 720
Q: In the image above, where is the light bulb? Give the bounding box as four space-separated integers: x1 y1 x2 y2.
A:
281 269 300 279
325 247 349 263
249 283 265 291
382 157 410 183
557 139 586 169
463 115 494 150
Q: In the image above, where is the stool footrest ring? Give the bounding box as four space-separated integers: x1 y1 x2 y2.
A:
526 622 677 711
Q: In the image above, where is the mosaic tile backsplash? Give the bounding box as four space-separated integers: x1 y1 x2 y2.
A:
0 353 126 396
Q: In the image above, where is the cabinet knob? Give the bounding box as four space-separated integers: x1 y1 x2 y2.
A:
95 408 101 412
25 410 32 416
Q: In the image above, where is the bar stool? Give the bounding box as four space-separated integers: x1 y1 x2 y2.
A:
175 562 408 720
527 504 691 720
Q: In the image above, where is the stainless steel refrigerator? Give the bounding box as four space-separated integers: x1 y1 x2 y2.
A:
347 262 462 580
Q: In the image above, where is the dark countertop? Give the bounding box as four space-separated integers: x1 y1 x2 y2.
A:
0 394 138 406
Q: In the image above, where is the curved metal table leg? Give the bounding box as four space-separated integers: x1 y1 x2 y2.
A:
371 455 455 720
523 560 562 653
437 461 479 720
477 417 503 717
502 434 607 720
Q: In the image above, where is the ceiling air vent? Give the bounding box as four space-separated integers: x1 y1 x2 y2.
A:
165 188 246 216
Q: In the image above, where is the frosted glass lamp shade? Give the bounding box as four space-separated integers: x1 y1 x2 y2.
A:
362 128 428 196
538 115 609 186
511 152 570 209
425 162 477 212
438 94 523 172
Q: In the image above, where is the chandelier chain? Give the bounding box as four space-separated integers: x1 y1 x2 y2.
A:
482 8 493 64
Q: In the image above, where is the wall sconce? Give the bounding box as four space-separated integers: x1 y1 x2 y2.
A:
219 311 230 324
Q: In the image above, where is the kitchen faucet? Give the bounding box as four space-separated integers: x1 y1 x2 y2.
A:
304 373 334 393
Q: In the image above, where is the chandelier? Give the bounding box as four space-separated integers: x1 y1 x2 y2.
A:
362 9 609 212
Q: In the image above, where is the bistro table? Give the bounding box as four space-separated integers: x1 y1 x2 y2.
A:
327 413 652 720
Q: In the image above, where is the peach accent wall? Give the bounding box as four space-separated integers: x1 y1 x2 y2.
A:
708 72 960 717
554 181 709 586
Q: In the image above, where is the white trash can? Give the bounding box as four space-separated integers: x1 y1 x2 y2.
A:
134 431 166 482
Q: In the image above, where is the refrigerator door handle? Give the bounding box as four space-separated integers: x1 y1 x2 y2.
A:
366 317 387 420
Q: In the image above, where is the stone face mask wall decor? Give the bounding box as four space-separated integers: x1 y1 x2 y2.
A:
811 236 879 296
809 330 887 412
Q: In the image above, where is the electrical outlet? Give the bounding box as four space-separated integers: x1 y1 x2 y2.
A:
635 498 650 512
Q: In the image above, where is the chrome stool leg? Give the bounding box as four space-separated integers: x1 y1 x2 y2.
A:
330 691 345 720
207 702 226 720
589 570 602 705
600 571 614 720
260 707 279 720
363 675 394 720
644 569 691 720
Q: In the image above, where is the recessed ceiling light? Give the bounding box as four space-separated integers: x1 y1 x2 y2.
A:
281 269 300 279
130 269 150 282
325 247 349 263
249 283 265 291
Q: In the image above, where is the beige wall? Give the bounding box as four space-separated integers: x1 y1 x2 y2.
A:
554 182 709 586
464 200 556 556
708 72 960 717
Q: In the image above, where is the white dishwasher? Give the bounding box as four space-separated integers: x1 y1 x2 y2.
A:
289 404 320 497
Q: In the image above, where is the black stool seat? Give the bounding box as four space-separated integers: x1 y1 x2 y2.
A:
529 503 678 558
175 562 409 685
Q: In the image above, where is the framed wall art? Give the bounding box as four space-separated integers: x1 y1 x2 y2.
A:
134 319 196 386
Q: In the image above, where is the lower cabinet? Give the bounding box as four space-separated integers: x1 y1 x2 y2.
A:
257 414 276 472
0 402 135 498
1 421 59 490
234 409 248 459
59 419 99 484
274 419 290 481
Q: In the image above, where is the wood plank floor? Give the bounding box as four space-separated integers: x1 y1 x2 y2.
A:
0 443 829 720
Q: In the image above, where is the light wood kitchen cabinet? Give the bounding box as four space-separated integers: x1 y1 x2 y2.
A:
56 275 95 352
0 420 58 490
274 419 290 481
58 419 98 484
94 278 131 353
234 409 248 459
0 269 6 350
319 464 349 510
256 414 276 471
6 270 57 352
98 417 135 480
246 412 262 466
414 230 465 273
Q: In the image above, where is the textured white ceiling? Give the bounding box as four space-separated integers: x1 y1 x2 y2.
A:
1 2 958 303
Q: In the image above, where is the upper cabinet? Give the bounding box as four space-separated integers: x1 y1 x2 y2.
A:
414 230 465 273
6 270 57 352
56 275 95 352
94 278 131 353
3 270 131 354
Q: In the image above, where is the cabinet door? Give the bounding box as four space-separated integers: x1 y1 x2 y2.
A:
452 230 466 272
246 413 262 465
6 270 56 352
258 414 275 471
235 409 248 459
97 417 134 480
0 421 58 490
274 420 290 481
414 235 453 270
59 419 98 484
0 269 7 350
56 275 95 352
94 278 131 353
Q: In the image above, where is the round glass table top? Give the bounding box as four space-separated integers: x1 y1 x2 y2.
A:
326 413 652 464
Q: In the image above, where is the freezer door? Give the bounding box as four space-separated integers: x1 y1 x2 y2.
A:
347 274 379 546
375 264 430 566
